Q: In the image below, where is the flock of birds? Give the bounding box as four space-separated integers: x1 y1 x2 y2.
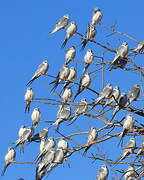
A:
2 7 144 180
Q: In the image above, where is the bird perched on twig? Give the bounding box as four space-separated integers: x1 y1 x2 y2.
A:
58 138 69 154
30 128 48 141
83 49 94 73
132 42 144 53
24 87 34 113
73 72 91 100
81 24 96 50
124 165 138 180
26 61 49 86
1 147 16 176
91 8 103 25
61 21 77 48
61 87 72 102
49 14 69 34
65 46 76 65
96 164 109 180
31 108 41 128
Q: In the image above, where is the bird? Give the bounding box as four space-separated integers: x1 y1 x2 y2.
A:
31 108 41 128
115 137 136 163
57 138 69 154
102 86 120 110
49 14 69 34
61 21 77 48
124 165 137 180
15 127 33 153
81 24 96 50
50 65 70 92
61 87 72 102
24 87 34 113
27 60 49 86
62 66 76 92
91 8 103 25
119 114 134 145
1 147 16 176
96 164 109 180
30 127 49 141
84 127 98 154
65 46 76 65
111 93 128 121
108 42 129 71
83 49 94 73
136 141 144 157
36 167 47 180
126 84 140 106
73 72 91 100
53 106 71 127
70 98 88 123
36 137 56 162
108 57 128 71
132 42 144 53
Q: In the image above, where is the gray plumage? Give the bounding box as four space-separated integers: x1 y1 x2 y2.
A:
31 128 48 141
24 87 34 113
127 84 140 106
133 43 144 53
31 108 41 128
81 24 96 50
73 72 91 100
36 167 47 180
49 14 69 34
108 57 128 71
65 46 76 65
58 138 69 153
96 164 109 180
124 165 137 180
1 147 16 176
91 8 103 25
61 87 72 102
62 21 77 48
136 141 144 156
27 60 49 86
83 49 94 73
111 93 128 121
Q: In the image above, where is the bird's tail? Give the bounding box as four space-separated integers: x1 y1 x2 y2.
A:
80 39 87 51
25 101 31 113
83 145 92 155
83 64 89 74
49 27 58 34
61 38 68 48
1 164 9 176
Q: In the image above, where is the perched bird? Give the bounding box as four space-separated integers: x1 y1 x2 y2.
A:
136 141 144 157
1 147 16 176
36 137 55 162
31 128 49 141
102 86 120 109
71 98 88 123
81 24 96 50
91 8 103 25
108 57 128 71
73 72 91 100
50 65 70 92
53 106 71 127
49 14 69 34
62 21 77 48
115 137 136 162
83 49 94 73
84 127 98 154
124 165 137 180
57 138 69 154
36 167 47 180
15 127 33 153
119 114 134 145
24 87 34 113
108 42 129 71
31 108 41 128
62 66 76 92
61 87 72 102
65 46 76 65
111 93 128 121
126 84 140 106
133 42 144 53
94 83 113 105
96 164 109 180
27 61 49 86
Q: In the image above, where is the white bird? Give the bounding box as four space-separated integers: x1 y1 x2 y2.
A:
31 108 41 128
1 147 16 176
53 106 71 126
18 125 26 139
27 61 49 86
81 24 96 50
65 46 76 65
62 21 77 48
74 72 91 100
124 165 137 180
84 127 97 154
136 141 144 156
31 127 49 141
96 164 109 180
61 87 72 102
127 84 140 106
133 42 144 53
49 14 69 34
83 49 94 73
58 138 69 153
91 8 103 25
24 87 34 113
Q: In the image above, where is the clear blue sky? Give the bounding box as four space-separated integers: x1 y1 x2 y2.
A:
0 0 144 179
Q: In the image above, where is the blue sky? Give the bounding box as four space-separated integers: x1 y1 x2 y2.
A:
0 0 144 179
